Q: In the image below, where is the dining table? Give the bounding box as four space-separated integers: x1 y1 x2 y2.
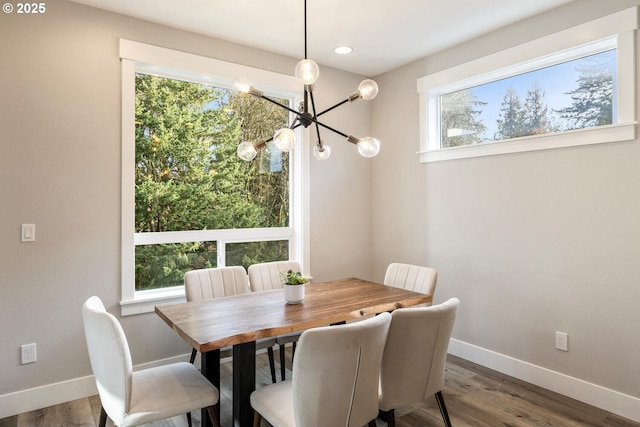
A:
155 276 432 427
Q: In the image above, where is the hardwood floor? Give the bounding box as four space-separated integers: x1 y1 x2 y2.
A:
1 351 637 427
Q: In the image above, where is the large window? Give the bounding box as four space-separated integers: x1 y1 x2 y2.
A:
120 41 310 314
418 7 637 162
134 73 290 290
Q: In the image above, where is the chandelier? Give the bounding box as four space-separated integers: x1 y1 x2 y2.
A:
234 0 380 161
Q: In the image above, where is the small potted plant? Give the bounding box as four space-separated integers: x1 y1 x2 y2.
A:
281 270 309 304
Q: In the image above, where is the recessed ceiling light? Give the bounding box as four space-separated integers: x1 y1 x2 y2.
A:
334 46 353 55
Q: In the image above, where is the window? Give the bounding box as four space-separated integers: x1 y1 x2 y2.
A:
418 7 637 162
119 40 310 314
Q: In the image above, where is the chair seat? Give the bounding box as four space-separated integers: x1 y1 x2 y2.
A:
250 380 295 427
115 362 218 427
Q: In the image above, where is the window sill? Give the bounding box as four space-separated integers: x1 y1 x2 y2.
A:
120 287 186 316
419 122 636 163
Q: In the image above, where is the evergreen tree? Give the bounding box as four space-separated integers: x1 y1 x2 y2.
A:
556 50 615 129
133 75 288 289
227 92 290 228
440 89 487 148
523 83 553 135
495 86 526 140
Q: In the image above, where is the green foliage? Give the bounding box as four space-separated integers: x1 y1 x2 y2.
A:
495 87 527 140
134 74 290 290
495 85 559 140
440 89 487 148
226 241 289 271
556 51 614 129
280 269 308 285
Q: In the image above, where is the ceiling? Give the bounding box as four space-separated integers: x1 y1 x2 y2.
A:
67 0 573 76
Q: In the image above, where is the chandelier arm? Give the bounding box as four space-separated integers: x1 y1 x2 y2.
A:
314 122 322 143
258 94 302 117
316 121 349 139
316 98 350 117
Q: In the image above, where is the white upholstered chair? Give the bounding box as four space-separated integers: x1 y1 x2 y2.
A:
82 296 220 427
378 298 460 427
247 260 304 380
184 266 278 383
251 312 392 427
384 262 438 305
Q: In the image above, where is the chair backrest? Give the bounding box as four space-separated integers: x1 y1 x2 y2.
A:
184 266 250 301
378 298 459 411
247 260 302 291
82 296 132 425
292 312 391 427
384 262 438 298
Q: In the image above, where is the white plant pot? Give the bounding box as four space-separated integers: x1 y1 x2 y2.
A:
284 284 305 304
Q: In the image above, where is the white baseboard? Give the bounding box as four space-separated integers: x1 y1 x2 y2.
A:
0 353 189 419
6 342 638 423
449 339 640 423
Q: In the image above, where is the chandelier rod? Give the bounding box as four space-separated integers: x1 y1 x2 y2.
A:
307 90 323 143
304 0 308 60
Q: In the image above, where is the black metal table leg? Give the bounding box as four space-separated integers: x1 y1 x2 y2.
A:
233 341 256 427
201 349 221 427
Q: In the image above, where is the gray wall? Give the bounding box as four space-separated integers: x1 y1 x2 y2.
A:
371 0 640 400
2 0 640 419
0 0 373 401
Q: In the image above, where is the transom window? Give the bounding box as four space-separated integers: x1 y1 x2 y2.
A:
440 48 616 148
418 7 637 162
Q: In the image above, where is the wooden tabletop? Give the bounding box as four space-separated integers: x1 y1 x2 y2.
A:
155 277 432 353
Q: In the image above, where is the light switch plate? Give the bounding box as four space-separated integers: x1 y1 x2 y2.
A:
21 224 35 242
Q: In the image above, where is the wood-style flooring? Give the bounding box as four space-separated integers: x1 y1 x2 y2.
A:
1 350 637 427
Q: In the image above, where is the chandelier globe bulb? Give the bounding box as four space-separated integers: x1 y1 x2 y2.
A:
295 59 320 85
358 79 379 100
357 136 380 158
232 79 252 94
273 128 297 152
313 143 331 160
237 141 258 161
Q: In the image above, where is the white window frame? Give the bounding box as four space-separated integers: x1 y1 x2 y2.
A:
417 7 638 163
119 40 310 315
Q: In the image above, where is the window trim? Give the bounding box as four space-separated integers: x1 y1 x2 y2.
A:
119 40 310 315
417 7 638 163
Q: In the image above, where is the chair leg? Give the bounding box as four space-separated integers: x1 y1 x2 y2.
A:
206 405 221 427
253 410 263 427
368 420 377 427
98 407 107 427
279 344 286 381
435 391 452 427
292 341 296 359
190 348 197 364
267 346 277 383
186 411 192 427
386 409 396 427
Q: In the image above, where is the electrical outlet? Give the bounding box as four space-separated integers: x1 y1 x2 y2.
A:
555 331 568 352
21 343 37 364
